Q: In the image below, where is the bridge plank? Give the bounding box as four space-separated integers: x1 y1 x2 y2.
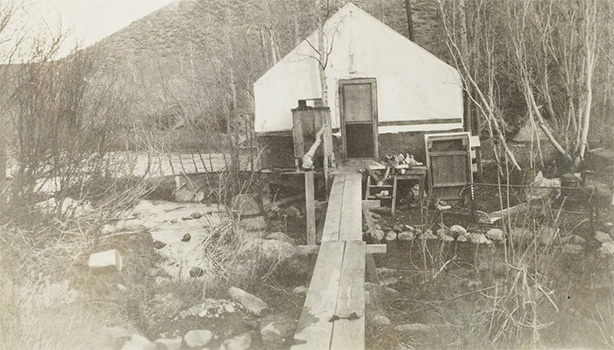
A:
322 175 347 242
339 174 363 241
330 240 365 350
291 241 346 350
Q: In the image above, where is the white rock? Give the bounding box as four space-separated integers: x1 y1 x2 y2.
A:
469 233 489 244
599 242 614 257
220 332 252 350
397 231 415 241
421 229 437 240
436 228 448 238
486 228 505 242
121 335 151 350
449 225 467 237
292 286 308 295
385 231 397 241
259 315 296 349
184 330 213 348
456 234 469 242
228 287 269 316
394 323 433 332
370 315 391 327
440 234 454 242
595 231 613 243
153 338 182 350
105 325 130 341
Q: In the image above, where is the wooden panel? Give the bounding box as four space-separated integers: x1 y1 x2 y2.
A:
305 171 316 245
330 241 365 350
292 241 346 350
431 154 469 185
339 174 363 241
322 175 346 242
343 84 372 122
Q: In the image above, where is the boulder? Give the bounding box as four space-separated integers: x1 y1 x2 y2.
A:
183 330 213 348
486 228 505 242
397 231 415 241
449 225 467 238
259 315 296 349
105 325 130 347
372 229 386 241
265 232 296 245
234 239 306 281
233 194 261 216
228 287 269 316
220 332 252 350
595 231 613 243
370 315 391 327
385 231 397 241
239 216 267 231
394 323 433 333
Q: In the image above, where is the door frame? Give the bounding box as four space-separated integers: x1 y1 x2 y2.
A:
338 78 379 159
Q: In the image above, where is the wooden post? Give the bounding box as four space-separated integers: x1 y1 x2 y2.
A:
305 171 316 245
0 136 5 190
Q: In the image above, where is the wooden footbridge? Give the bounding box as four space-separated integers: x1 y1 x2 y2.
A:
292 172 383 350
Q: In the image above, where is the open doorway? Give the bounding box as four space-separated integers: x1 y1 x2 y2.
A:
339 78 378 159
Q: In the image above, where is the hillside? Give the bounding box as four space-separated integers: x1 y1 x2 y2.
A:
84 0 447 127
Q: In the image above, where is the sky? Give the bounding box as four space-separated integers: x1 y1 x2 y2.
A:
5 0 177 59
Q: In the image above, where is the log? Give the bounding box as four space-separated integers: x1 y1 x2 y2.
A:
89 249 123 274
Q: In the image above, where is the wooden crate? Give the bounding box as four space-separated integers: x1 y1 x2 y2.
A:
425 132 473 202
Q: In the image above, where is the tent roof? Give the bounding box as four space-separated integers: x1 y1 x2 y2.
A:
254 2 463 134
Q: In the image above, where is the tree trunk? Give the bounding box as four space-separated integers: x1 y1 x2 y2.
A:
315 0 328 106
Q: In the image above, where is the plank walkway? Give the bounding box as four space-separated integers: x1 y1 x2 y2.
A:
291 173 366 350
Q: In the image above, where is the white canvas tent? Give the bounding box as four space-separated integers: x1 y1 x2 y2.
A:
254 2 463 136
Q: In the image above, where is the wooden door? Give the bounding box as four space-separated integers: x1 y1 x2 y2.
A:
339 78 378 159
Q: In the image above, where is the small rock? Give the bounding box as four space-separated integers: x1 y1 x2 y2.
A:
154 338 182 350
233 194 261 216
420 229 437 240
122 335 151 350
393 224 404 233
456 234 468 242
599 241 614 257
183 330 213 348
259 315 296 349
190 267 204 277
385 231 397 241
220 332 252 350
292 286 308 295
239 216 267 231
595 231 612 243
181 233 191 242
375 224 382 230
372 229 385 241
190 212 203 219
469 233 491 245
224 304 235 313
572 235 587 245
228 287 269 316
562 244 584 254
265 232 295 244
394 323 433 333
397 231 415 241
117 283 127 291
449 225 467 238
486 228 505 242
440 234 454 242
370 315 391 327
153 240 167 250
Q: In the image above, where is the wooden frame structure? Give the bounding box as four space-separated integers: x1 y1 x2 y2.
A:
338 78 379 160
